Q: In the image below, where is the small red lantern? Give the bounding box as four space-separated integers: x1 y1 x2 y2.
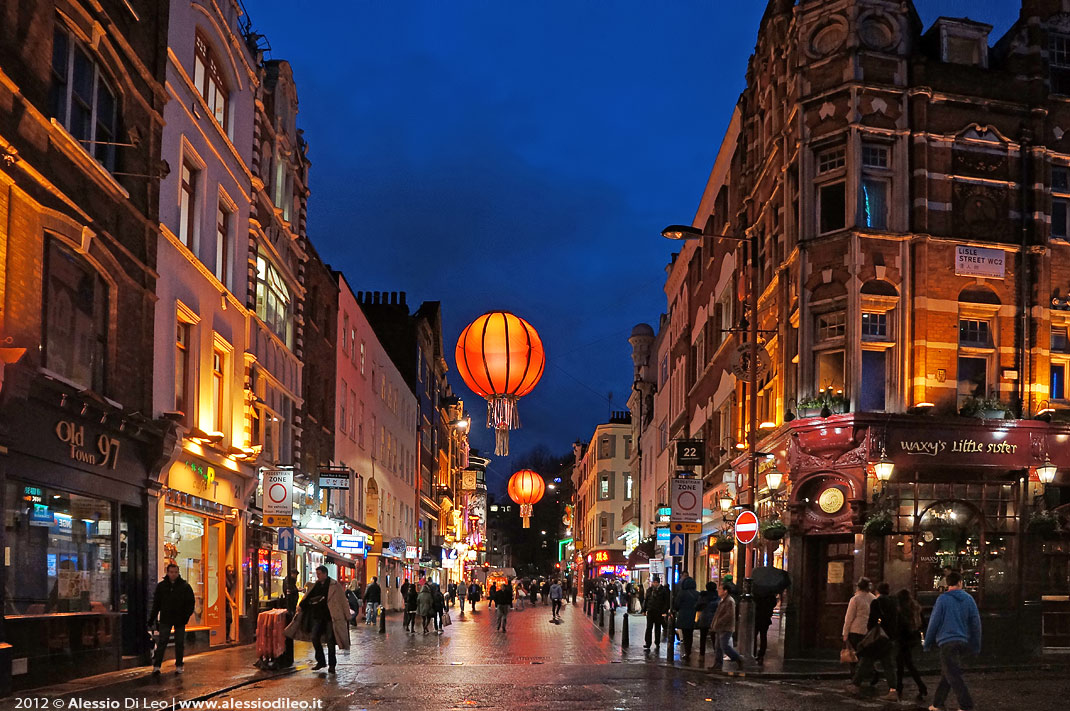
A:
455 311 545 455
507 469 545 528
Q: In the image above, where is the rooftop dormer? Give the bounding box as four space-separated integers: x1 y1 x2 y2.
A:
925 17 992 68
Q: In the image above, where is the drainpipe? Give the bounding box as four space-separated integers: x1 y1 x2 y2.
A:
1018 127 1033 417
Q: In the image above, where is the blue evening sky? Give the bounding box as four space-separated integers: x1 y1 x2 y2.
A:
247 1 1020 491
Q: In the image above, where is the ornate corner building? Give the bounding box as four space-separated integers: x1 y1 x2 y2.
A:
642 0 1070 661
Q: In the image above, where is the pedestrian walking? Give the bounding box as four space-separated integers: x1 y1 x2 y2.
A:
672 574 699 658
754 592 777 665
447 581 458 609
148 563 195 674
363 576 382 624
284 565 351 674
643 574 670 650
459 581 467 613
541 579 550 605
606 581 619 612
346 577 362 626
404 580 419 632
842 577 876 675
495 580 513 632
529 581 538 607
516 581 526 610
924 571 981 711
710 580 744 671
467 581 481 612
697 581 720 658
488 582 497 609
895 588 928 701
569 579 578 604
418 581 434 634
637 581 646 613
282 569 300 616
549 579 564 619
224 564 238 643
848 581 899 701
432 583 446 633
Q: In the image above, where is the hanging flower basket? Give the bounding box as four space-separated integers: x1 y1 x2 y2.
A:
714 536 735 552
1027 510 1060 539
863 513 894 537
760 520 788 541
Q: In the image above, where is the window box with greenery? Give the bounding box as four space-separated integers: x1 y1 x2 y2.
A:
959 396 1011 420
798 388 850 418
760 518 788 541
863 511 894 537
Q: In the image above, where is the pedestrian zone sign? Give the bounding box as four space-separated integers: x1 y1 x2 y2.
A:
670 520 701 534
670 477 701 522
277 527 295 552
264 514 292 528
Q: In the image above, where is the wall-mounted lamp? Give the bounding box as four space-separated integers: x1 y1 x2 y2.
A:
1037 456 1058 485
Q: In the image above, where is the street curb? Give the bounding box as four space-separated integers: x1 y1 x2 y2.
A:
707 661 1070 680
165 664 304 711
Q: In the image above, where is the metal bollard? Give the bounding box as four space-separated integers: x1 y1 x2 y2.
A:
609 607 616 636
599 604 605 627
666 614 676 660
622 612 629 647
378 605 386 634
584 598 590 616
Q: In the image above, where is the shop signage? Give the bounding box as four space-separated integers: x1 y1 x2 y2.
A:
303 529 333 546
656 527 670 553
405 545 418 559
649 558 666 577
670 478 701 522
461 470 477 491
729 343 771 380
734 510 759 545
389 537 407 555
263 470 292 527
54 419 120 469
955 245 1005 278
185 461 216 492
334 534 366 554
318 467 351 490
676 439 705 468
888 427 1031 467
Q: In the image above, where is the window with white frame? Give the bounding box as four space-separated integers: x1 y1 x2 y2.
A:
175 320 192 423
817 147 847 235
957 286 999 406
215 198 232 289
339 379 348 433
860 144 891 230
255 250 293 347
599 473 611 500
1053 166 1070 239
194 34 228 129
813 308 846 393
211 346 226 434
342 313 350 354
1051 34 1070 95
179 160 199 248
50 25 118 171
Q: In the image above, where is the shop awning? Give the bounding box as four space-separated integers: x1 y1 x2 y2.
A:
627 539 657 569
335 514 375 536
295 529 356 568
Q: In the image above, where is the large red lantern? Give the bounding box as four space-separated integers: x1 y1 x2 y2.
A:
455 311 545 455
508 469 545 528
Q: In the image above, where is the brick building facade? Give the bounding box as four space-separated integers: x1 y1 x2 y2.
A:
0 0 171 691
642 0 1070 660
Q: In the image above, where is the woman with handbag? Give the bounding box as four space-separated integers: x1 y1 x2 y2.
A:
847 582 899 701
895 588 928 701
842 577 875 675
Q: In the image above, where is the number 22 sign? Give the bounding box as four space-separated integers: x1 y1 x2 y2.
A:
676 439 704 468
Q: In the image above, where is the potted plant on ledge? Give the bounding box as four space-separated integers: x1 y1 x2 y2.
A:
959 396 1011 420
760 518 788 541
714 532 735 552
798 387 851 418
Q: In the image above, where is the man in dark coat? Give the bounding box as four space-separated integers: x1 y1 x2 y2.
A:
363 576 381 624
672 574 700 657
643 574 671 649
149 563 196 674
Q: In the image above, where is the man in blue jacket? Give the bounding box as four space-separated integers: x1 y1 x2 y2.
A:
924 572 981 711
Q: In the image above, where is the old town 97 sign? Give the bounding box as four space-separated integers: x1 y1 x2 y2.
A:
55 419 121 469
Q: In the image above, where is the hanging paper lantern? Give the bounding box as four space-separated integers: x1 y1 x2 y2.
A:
455 311 545 455
508 469 546 528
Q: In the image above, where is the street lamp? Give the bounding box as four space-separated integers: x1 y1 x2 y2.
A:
874 448 895 482
765 468 783 492
719 495 735 513
1037 456 1058 485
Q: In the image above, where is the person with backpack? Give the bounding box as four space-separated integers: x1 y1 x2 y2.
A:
848 581 899 701
148 563 196 675
924 571 982 711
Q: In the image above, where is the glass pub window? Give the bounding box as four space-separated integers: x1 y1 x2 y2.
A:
50 25 118 171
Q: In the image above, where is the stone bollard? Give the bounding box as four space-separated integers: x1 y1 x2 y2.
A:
609 607 616 636
378 605 386 634
621 612 629 647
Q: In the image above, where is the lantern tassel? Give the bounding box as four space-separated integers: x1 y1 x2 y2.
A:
488 396 521 456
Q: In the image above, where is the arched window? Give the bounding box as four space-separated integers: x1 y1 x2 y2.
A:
49 24 118 171
194 34 229 129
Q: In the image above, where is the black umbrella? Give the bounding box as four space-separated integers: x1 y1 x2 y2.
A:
750 566 791 597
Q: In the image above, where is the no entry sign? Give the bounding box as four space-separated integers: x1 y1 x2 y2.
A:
734 509 759 545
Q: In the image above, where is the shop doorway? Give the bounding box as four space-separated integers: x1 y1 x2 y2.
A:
801 534 855 651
